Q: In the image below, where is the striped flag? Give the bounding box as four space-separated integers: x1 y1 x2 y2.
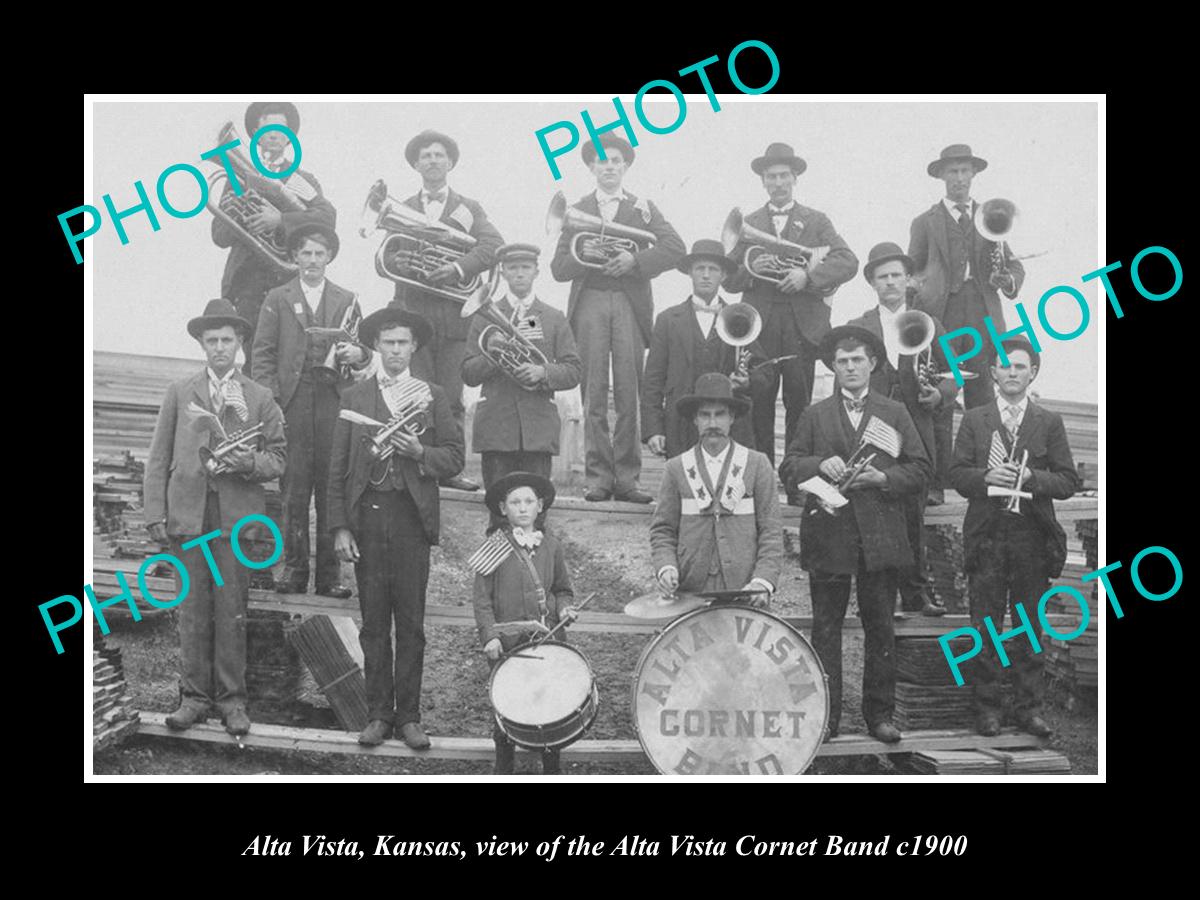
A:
514 316 544 342
988 430 1009 469
217 379 250 422
862 416 902 459
468 531 513 575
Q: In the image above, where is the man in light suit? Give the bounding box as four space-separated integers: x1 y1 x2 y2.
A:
144 300 287 735
253 223 370 598
550 134 685 503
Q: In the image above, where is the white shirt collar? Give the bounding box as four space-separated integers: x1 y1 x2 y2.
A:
690 292 725 311
700 440 732 465
1001 395 1029 417
207 366 236 385
422 184 449 200
841 386 869 401
300 278 325 297
596 188 627 204
504 292 535 314
769 200 795 214
943 196 973 218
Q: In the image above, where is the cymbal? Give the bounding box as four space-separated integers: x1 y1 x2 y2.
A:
696 588 769 603
623 591 708 621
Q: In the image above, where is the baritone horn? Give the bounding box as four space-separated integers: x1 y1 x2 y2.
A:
885 307 976 384
460 283 550 391
305 296 363 384
721 208 836 297
545 191 656 269
715 302 762 380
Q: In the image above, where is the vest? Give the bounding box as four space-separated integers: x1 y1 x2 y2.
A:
943 204 978 294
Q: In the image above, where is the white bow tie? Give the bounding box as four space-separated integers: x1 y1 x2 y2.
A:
511 528 543 550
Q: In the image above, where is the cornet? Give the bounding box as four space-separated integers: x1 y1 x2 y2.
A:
545 191 656 269
305 297 363 384
721 208 836 296
460 283 550 391
715 302 762 380
338 383 432 462
198 422 266 476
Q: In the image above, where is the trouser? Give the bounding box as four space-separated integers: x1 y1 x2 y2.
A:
403 292 467 429
492 725 562 775
898 486 931 611
171 491 248 713
281 376 341 589
481 451 553 529
355 490 431 725
751 302 818 465
810 563 898 732
941 278 995 411
575 288 644 494
966 513 1047 719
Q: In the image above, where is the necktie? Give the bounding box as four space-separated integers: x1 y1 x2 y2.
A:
1004 404 1021 440
955 203 971 229
424 191 446 205
512 528 543 551
598 195 621 222
844 396 867 414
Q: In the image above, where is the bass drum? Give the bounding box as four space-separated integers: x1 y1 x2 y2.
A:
632 605 828 775
489 640 598 750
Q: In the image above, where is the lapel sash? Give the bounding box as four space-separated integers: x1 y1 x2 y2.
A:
680 442 752 516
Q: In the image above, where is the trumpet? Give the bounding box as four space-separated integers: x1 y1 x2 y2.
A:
198 422 266 476
721 208 836 296
360 180 495 305
974 197 1017 285
460 283 550 390
545 191 656 269
715 302 762 380
338 383 432 462
305 297 363 384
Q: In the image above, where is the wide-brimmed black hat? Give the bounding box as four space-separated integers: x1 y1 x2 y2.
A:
675 372 751 418
406 130 460 168
187 298 253 341
751 142 807 176
244 102 300 136
582 134 635 166
677 239 737 277
287 221 340 259
359 305 433 348
485 471 556 519
862 241 915 282
818 325 887 369
927 143 988 178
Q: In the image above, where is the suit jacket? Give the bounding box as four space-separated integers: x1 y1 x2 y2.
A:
779 391 931 574
949 399 1079 579
144 368 287 536
847 304 958 460
549 190 685 346
640 297 769 457
327 374 464 545
211 168 336 300
391 188 504 340
725 202 859 344
252 276 370 411
461 296 581 454
472 531 574 650
908 200 1025 329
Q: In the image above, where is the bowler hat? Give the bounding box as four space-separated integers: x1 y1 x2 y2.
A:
485 471 557 519
677 239 737 277
187 298 253 341
818 325 887 369
406 130 460 168
287 221 340 259
751 142 807 176
581 134 636 166
927 143 988 178
675 372 750 419
244 102 300 136
359 305 433 348
497 243 541 264
862 241 915 282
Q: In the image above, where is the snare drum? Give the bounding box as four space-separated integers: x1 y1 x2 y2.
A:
632 605 829 775
489 640 599 750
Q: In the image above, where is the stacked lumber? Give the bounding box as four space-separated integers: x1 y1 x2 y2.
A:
907 748 1070 775
894 636 1008 730
246 609 305 704
290 615 369 731
924 525 967 612
1045 519 1099 695
94 452 145 535
94 632 139 752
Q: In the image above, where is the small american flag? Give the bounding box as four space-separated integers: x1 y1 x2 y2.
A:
468 531 513 575
988 430 1009 469
214 378 249 422
514 316 544 342
862 416 902 459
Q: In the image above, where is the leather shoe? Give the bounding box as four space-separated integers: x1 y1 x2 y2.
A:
223 706 251 736
584 487 612 502
440 474 480 491
823 724 840 741
274 571 308 594
614 489 653 504
166 702 209 731
871 721 903 744
316 584 353 599
399 721 431 750
976 714 1002 736
1018 714 1053 737
359 719 392 746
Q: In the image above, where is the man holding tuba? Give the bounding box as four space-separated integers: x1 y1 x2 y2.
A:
210 102 336 374
550 134 685 503
461 243 581 511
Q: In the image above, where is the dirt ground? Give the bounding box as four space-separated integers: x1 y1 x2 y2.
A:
95 501 1099 777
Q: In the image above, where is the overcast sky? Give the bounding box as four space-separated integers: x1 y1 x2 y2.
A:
89 97 1098 401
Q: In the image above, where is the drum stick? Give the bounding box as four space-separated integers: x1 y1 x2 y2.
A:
533 592 598 646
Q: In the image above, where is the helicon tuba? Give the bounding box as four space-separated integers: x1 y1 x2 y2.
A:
721 208 836 296
460 283 550 391
715 302 762 380
883 308 975 384
545 191 656 269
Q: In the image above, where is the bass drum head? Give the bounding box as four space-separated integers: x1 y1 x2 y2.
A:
490 642 592 726
631 605 829 775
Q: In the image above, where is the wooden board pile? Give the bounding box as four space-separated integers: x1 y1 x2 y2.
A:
290 615 370 732
94 452 146 536
924 525 967 612
893 636 1008 730
246 609 305 705
1045 519 1099 696
906 748 1070 775
94 631 139 752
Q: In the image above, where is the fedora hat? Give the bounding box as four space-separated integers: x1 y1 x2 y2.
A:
406 130 460 168
675 372 750 419
677 239 737 277
359 304 433 348
287 221 340 259
485 471 557 519
187 298 253 341
581 134 636 166
751 142 807 176
818 325 887 369
862 241 915 282
927 143 988 177
244 102 299 136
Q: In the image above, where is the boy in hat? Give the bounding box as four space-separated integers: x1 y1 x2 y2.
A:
144 300 288 735
328 307 465 749
779 325 932 742
461 242 581 509
253 222 370 598
725 142 859 470
387 129 504 492
210 101 336 373
471 472 578 774
649 373 781 601
643 239 770 461
950 338 1079 737
550 134 685 504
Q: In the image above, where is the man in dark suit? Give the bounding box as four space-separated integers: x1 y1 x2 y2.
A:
252 223 369 598
726 142 859 469
848 242 960 617
780 326 932 742
144 300 288 735
949 338 1079 738
461 243 581 508
328 308 465 749
388 129 503 492
550 134 685 503
210 102 336 374
642 239 768 460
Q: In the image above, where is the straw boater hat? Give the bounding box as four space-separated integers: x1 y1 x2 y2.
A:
751 142 807 176
405 130 460 168
581 134 636 166
677 239 737 277
927 143 988 178
287 221 340 259
358 305 433 348
187 299 252 341
485 471 556 519
817 325 887 369
675 372 750 418
861 241 915 282
244 102 299 136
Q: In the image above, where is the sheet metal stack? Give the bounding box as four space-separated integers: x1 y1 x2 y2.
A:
93 632 139 752
290 616 370 732
907 748 1071 775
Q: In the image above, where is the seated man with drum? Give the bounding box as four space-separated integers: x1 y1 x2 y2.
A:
649 373 782 603
470 472 580 774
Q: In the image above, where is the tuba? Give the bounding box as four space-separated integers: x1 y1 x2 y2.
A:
198 422 266 476
305 296 363 384
545 191 656 269
721 208 836 296
974 197 1017 284
715 302 762 380
204 121 305 278
460 283 550 391
359 180 495 305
